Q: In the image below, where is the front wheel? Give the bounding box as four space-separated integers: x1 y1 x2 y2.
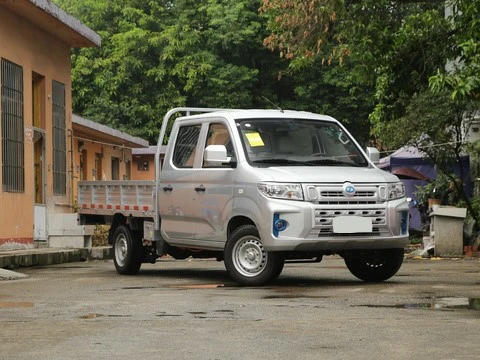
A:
343 248 404 282
224 225 284 286
113 225 143 275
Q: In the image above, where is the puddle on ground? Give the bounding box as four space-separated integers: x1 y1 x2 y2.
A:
172 284 225 289
121 286 160 290
79 313 104 319
358 297 480 311
263 294 329 299
79 313 132 319
155 312 182 317
263 287 330 300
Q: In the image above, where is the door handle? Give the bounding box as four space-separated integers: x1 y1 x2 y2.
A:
162 185 173 192
195 185 206 192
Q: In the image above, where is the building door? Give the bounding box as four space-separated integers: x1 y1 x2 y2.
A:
95 152 103 180
111 157 120 180
33 130 46 241
80 148 88 180
125 160 131 180
32 72 46 241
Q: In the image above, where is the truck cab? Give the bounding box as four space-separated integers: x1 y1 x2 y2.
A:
157 109 409 285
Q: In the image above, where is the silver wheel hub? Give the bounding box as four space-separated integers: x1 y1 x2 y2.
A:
245 248 258 262
115 234 128 267
233 237 267 277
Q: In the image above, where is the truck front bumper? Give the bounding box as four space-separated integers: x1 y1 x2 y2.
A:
258 197 410 252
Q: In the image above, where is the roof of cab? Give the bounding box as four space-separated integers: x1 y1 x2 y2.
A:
177 109 337 122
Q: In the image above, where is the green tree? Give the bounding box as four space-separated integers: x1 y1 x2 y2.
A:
261 0 449 146
282 57 374 145
382 89 479 223
430 0 480 101
261 0 480 224
55 0 284 143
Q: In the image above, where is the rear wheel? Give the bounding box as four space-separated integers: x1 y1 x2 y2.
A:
113 225 143 275
344 248 404 282
224 225 284 286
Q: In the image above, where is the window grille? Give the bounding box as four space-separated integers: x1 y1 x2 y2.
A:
52 80 66 195
1 59 25 193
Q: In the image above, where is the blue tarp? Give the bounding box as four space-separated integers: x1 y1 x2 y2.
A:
379 146 471 231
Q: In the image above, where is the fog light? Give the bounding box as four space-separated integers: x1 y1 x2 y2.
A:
273 213 288 237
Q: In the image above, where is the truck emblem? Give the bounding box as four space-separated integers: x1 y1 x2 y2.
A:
343 182 356 197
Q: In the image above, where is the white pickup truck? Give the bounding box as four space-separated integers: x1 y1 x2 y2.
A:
78 107 409 285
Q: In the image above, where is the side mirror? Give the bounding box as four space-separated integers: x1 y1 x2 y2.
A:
204 145 231 164
366 147 380 164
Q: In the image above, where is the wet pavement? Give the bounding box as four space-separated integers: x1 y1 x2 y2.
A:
0 256 479 360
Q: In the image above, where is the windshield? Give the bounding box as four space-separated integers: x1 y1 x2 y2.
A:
235 118 369 167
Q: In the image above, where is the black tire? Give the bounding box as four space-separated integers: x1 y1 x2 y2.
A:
113 225 143 275
344 248 404 282
224 225 284 286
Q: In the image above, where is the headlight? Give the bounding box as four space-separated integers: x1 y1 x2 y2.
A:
388 182 405 200
258 182 304 200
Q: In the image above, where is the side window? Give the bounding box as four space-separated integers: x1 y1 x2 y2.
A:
203 123 233 168
172 125 201 168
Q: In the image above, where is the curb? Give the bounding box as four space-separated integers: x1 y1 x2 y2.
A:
0 268 29 281
0 246 113 270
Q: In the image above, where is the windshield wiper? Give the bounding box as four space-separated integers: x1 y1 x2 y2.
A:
251 158 314 166
305 158 363 167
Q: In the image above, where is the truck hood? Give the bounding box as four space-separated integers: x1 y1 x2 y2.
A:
254 166 400 184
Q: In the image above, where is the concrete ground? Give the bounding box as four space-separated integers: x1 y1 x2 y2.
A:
1 256 479 360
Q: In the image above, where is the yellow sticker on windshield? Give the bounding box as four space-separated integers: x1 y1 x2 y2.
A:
245 132 265 147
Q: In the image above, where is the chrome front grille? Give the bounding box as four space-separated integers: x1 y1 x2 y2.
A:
314 209 386 226
302 183 391 238
320 190 375 197
305 184 383 205
309 207 389 238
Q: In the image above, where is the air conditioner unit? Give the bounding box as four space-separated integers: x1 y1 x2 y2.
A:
467 120 480 143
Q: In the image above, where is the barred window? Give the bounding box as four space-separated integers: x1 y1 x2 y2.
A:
52 80 66 195
1 59 25 193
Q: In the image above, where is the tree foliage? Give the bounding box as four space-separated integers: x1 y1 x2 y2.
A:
56 0 479 163
430 0 480 101
262 0 452 145
261 0 480 224
54 0 377 145
260 0 344 62
55 0 283 143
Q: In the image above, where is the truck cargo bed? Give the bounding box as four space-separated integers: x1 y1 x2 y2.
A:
77 181 155 218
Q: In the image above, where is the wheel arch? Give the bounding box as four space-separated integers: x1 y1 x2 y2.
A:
108 214 127 245
227 215 255 241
